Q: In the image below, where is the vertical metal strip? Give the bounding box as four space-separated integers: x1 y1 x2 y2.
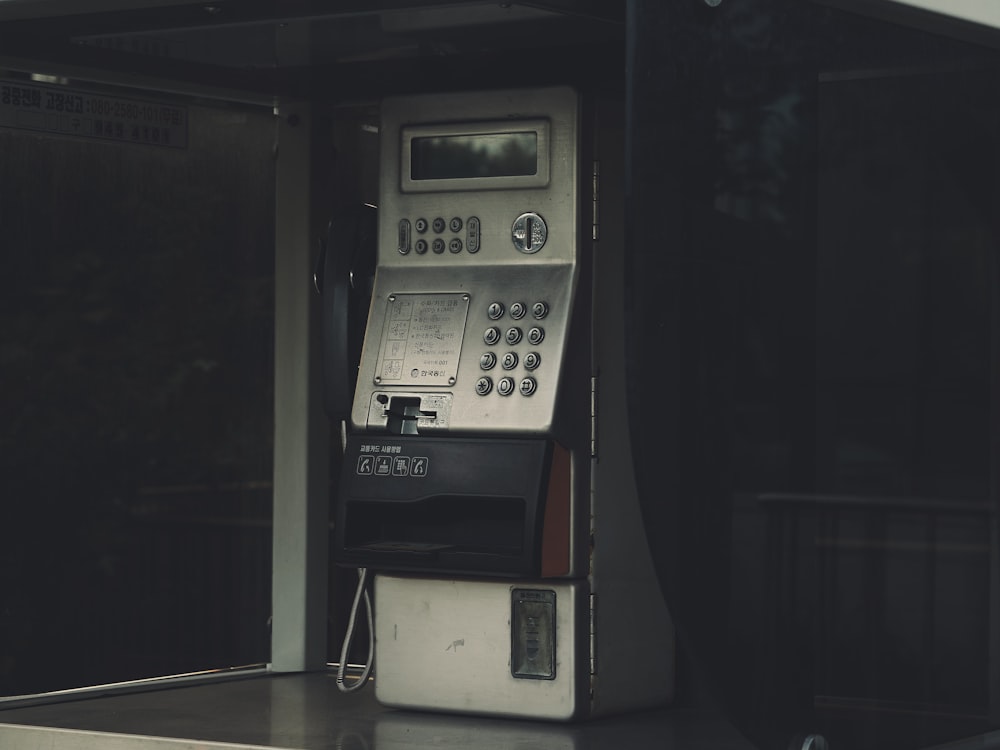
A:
271 98 331 672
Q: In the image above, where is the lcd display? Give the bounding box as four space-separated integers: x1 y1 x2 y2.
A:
410 132 537 180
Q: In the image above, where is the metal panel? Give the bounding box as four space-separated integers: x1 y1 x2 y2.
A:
270 100 330 672
351 86 580 437
875 0 1000 29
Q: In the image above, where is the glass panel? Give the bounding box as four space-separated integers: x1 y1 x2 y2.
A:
626 3 999 748
410 133 538 180
0 98 275 695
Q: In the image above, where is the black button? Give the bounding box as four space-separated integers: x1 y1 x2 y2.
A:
432 217 446 233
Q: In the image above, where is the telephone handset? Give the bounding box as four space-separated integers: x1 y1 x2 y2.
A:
314 204 376 421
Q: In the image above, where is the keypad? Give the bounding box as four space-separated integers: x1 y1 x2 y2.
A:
477 299 549 397
398 216 480 256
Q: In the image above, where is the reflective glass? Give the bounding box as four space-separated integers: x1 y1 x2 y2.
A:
0 99 275 695
626 2 1000 748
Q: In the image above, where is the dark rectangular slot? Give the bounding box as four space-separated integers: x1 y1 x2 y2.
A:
344 495 526 555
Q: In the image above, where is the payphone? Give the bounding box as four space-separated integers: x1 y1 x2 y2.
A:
325 86 673 720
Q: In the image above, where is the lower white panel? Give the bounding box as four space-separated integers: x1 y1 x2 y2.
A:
374 575 586 720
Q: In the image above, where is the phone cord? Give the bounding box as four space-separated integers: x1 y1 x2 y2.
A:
335 567 374 693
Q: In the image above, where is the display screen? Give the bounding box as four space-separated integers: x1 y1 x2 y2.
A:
410 132 537 180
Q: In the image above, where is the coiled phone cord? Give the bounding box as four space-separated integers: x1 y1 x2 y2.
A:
335 567 374 693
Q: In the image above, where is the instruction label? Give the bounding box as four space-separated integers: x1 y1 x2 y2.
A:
375 293 469 386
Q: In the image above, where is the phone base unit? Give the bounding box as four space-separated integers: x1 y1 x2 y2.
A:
332 86 674 720
373 575 674 721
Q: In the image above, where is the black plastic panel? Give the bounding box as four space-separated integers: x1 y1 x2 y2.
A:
335 435 552 576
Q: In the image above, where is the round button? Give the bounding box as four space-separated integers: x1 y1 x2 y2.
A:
484 327 501 346
501 352 519 370
415 218 428 234
449 217 463 232
487 302 505 320
509 302 526 320
449 238 463 253
476 377 493 396
532 301 549 319
519 377 537 396
497 377 515 396
415 239 428 254
480 352 497 370
432 217 446 233
505 327 523 345
523 351 541 370
432 238 446 254
528 327 545 345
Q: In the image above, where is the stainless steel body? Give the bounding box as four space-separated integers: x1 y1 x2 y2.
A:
351 87 580 437
361 88 674 720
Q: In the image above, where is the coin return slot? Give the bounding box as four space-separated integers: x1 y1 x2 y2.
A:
344 495 527 559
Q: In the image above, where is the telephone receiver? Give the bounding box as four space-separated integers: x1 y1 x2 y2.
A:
313 203 377 421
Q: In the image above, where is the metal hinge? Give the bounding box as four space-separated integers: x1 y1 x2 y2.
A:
589 593 598 675
590 375 598 458
592 160 600 241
